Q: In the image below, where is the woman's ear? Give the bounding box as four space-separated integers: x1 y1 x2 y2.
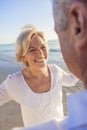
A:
69 2 87 53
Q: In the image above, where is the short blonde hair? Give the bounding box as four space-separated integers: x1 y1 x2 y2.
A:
16 25 47 67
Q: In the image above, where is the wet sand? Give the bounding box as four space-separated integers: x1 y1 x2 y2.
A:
0 60 84 130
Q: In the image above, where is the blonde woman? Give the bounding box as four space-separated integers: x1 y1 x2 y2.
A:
0 25 78 128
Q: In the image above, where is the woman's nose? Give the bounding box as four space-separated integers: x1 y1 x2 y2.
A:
37 49 43 56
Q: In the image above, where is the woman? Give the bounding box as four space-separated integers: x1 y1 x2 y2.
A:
0 25 78 127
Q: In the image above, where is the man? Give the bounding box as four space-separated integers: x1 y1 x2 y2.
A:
12 0 87 130
52 0 87 129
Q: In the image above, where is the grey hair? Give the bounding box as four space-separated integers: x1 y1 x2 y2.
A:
52 0 87 31
52 0 72 31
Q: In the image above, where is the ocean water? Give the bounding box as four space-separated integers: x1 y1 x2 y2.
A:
0 39 68 70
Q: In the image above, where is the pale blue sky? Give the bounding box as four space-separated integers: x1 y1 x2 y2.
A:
0 0 58 44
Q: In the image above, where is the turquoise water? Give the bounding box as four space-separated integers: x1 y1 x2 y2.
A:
0 39 68 70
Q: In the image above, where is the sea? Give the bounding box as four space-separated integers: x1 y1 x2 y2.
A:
0 39 68 71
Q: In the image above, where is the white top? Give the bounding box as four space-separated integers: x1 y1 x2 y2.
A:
68 90 87 129
12 91 87 130
53 90 87 130
0 64 78 127
12 119 59 130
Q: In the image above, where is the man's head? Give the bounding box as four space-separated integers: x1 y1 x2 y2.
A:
52 0 87 87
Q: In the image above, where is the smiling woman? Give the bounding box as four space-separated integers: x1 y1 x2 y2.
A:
22 35 49 78
0 24 78 129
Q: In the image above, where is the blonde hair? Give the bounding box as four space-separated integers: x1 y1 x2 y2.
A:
16 25 47 67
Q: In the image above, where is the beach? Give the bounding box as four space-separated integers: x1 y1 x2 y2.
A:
0 59 84 130
0 60 24 130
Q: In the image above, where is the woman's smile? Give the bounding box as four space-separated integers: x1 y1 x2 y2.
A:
34 56 46 62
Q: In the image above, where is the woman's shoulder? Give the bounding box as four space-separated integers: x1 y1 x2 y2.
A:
48 64 62 71
48 64 65 78
6 71 22 81
48 63 57 68
0 71 22 89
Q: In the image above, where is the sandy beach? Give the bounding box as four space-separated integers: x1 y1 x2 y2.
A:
0 60 24 130
0 60 84 130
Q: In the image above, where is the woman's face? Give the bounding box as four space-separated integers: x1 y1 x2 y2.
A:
23 35 48 70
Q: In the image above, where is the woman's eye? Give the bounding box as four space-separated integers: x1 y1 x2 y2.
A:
29 49 36 52
42 46 46 49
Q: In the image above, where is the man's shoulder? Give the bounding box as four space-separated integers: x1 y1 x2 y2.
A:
67 90 87 129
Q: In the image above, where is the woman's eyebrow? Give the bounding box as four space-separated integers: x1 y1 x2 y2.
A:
29 47 36 49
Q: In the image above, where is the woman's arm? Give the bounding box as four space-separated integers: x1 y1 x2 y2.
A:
0 80 11 106
52 64 78 87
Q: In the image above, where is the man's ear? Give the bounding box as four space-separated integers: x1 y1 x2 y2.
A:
69 2 87 53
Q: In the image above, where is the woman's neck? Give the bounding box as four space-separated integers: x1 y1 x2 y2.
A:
23 65 49 79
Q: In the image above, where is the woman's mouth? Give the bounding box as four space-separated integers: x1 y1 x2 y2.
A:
34 57 46 62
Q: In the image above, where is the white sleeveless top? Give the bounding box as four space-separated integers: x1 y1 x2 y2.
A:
0 64 78 127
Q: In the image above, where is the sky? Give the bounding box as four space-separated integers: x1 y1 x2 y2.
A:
0 0 58 44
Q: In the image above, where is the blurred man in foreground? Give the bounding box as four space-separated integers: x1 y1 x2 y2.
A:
52 0 87 129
